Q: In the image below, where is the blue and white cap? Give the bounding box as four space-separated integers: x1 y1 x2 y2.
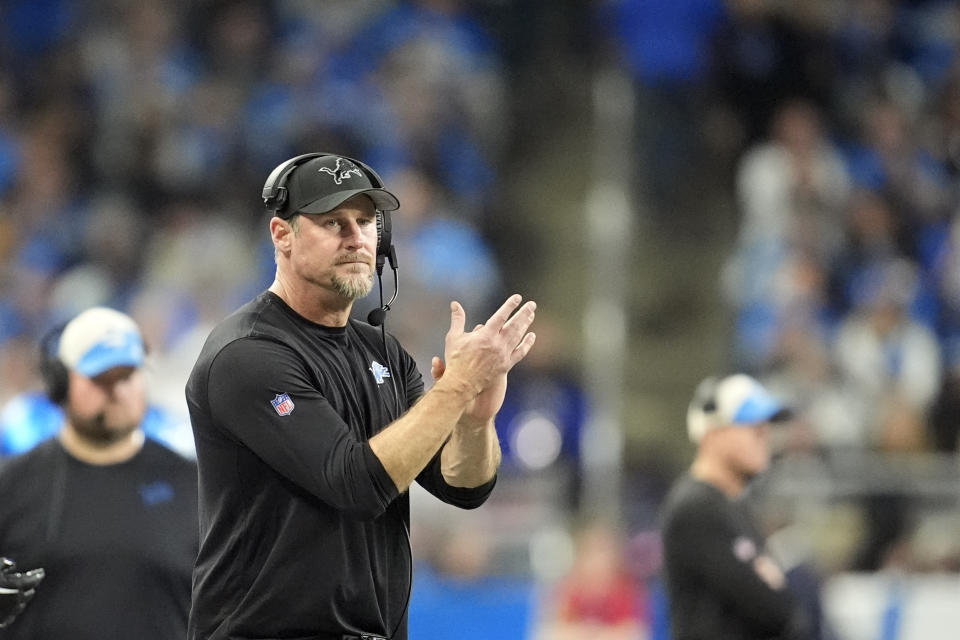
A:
686 374 791 443
58 307 145 377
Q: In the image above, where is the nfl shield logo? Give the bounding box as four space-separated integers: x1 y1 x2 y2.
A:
271 393 295 416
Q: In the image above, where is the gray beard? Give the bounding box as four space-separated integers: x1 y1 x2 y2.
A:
330 272 374 300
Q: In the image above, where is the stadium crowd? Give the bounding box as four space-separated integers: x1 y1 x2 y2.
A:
1 1 960 638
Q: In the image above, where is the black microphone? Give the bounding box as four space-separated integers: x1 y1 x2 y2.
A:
367 246 399 327
367 306 387 327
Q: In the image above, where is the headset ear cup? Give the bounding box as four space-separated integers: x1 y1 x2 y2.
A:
698 377 719 413
43 360 69 405
687 376 719 443
38 324 69 405
39 353 69 405
273 187 287 214
377 210 392 260
262 153 325 217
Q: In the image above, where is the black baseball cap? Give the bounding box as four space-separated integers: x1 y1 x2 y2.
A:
283 155 400 216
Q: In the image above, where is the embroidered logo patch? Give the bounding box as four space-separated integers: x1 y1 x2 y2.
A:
139 481 174 506
271 392 295 416
318 157 363 185
369 360 391 385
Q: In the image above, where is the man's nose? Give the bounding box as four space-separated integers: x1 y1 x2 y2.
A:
342 220 366 246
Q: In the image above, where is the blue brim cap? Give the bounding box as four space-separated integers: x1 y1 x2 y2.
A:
73 331 145 377
58 307 145 378
730 389 791 425
716 374 792 428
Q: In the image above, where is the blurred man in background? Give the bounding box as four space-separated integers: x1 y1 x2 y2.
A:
0 307 199 640
660 374 810 640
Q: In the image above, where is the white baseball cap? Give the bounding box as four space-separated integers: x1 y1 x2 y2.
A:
686 374 791 443
58 307 145 377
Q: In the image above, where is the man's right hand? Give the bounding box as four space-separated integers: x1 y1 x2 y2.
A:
0 558 44 628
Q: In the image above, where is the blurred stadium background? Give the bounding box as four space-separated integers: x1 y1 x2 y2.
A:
1 0 960 638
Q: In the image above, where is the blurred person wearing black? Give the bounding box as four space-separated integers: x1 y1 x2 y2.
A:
186 152 537 640
0 307 199 640
660 374 810 640
0 558 43 628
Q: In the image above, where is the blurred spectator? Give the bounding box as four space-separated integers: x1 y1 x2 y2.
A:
536 522 650 640
844 97 950 232
833 257 942 452
724 99 851 368
729 98 851 268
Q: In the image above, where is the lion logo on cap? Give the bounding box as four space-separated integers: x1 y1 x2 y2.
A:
318 158 364 185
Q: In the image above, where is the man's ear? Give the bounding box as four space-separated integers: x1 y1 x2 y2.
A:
270 216 294 254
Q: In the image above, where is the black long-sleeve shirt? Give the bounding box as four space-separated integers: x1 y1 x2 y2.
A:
0 438 198 640
660 474 803 640
186 291 495 640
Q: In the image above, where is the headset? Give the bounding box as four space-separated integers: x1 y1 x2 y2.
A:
39 324 69 405
693 376 719 413
262 152 399 326
686 376 719 443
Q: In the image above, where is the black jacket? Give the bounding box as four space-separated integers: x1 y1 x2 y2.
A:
0 438 198 640
186 292 494 640
661 474 807 640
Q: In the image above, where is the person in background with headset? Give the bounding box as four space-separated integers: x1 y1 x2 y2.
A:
659 374 811 640
186 152 537 640
0 307 199 640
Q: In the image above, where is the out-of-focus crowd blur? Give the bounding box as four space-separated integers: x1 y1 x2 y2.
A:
0 0 512 457
2 0 960 638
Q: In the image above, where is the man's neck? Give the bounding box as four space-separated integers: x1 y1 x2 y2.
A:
269 278 352 327
690 455 745 499
58 427 144 465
